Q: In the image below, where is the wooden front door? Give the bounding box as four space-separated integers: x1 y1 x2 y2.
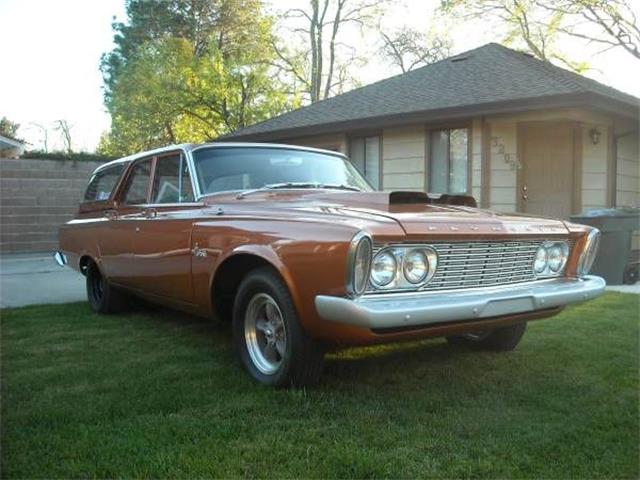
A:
518 122 576 218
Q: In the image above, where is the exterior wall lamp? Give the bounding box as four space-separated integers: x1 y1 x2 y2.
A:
589 127 601 145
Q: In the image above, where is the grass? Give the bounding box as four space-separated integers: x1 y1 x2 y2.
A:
1 293 638 479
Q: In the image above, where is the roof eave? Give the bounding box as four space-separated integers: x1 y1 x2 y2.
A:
222 92 639 142
0 134 25 149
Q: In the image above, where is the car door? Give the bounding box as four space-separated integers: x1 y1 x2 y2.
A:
127 151 201 304
98 158 152 286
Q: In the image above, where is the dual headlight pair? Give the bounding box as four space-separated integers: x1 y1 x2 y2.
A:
534 231 601 278
347 232 436 296
533 241 570 277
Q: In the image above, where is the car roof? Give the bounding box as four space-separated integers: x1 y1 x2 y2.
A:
93 142 348 174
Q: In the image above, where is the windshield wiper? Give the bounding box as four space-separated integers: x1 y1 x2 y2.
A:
236 182 322 199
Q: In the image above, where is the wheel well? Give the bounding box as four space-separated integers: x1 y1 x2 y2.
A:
79 255 94 276
211 254 275 322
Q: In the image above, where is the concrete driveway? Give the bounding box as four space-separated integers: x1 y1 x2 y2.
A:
0 253 85 308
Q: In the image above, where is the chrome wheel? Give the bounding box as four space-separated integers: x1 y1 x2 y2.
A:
244 293 287 375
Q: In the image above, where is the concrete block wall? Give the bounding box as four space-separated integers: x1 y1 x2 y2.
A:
0 158 104 253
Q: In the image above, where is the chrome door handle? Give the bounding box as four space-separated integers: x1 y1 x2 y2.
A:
104 210 117 220
145 207 157 219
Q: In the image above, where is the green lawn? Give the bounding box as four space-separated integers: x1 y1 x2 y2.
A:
1 293 638 479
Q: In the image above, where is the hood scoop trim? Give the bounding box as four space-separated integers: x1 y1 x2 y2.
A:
389 191 477 208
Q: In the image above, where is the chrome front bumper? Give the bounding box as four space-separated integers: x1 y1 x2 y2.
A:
315 275 606 329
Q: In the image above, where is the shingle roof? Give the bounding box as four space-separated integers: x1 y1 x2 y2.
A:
226 43 639 140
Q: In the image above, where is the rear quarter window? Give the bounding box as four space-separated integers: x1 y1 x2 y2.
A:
83 163 126 202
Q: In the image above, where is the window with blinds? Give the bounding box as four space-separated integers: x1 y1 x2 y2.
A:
429 128 469 194
349 136 380 189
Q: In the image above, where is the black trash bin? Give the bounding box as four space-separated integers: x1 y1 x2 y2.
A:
570 208 640 285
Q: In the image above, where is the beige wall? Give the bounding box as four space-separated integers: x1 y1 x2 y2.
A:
381 126 426 191
616 131 639 208
487 121 518 212
285 133 347 153
581 123 611 210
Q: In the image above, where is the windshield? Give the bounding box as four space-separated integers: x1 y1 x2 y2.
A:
192 146 373 195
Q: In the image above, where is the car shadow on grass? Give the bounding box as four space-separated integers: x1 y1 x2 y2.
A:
122 300 517 389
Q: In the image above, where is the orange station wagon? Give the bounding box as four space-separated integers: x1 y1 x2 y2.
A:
56 143 605 386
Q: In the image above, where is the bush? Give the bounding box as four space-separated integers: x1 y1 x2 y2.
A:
21 150 117 163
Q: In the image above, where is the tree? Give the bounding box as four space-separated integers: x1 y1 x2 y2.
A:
536 0 640 60
55 120 73 154
102 0 272 101
100 38 295 155
100 0 300 156
440 0 581 69
440 0 639 71
380 26 451 73
0 117 20 139
273 0 387 103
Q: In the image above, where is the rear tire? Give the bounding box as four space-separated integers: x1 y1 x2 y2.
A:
446 322 527 351
86 261 127 314
232 267 325 388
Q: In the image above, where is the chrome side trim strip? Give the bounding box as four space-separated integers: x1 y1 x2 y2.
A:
315 275 606 329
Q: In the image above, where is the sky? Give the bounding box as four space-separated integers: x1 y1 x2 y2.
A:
1 0 639 152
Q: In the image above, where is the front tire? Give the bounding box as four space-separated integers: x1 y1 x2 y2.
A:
232 267 324 387
446 322 527 351
86 261 127 314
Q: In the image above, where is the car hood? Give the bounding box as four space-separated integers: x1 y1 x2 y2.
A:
204 190 570 237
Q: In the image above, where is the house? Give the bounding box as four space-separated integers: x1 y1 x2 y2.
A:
224 43 639 233
0 134 25 158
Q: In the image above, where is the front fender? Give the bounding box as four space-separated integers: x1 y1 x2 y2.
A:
190 218 360 324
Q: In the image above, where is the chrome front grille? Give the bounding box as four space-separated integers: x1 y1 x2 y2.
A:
369 240 559 293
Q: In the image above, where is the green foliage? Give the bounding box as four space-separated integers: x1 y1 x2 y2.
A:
21 150 116 162
99 0 300 157
1 293 638 477
0 116 21 140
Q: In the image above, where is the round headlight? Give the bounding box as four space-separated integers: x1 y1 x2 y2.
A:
353 237 372 294
533 246 548 274
403 249 429 284
347 231 372 296
371 251 397 287
547 243 568 272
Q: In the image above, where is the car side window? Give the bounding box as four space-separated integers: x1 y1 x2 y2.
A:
122 158 153 204
83 163 125 202
151 153 195 203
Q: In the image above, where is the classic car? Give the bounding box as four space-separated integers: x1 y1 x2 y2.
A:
56 143 605 387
